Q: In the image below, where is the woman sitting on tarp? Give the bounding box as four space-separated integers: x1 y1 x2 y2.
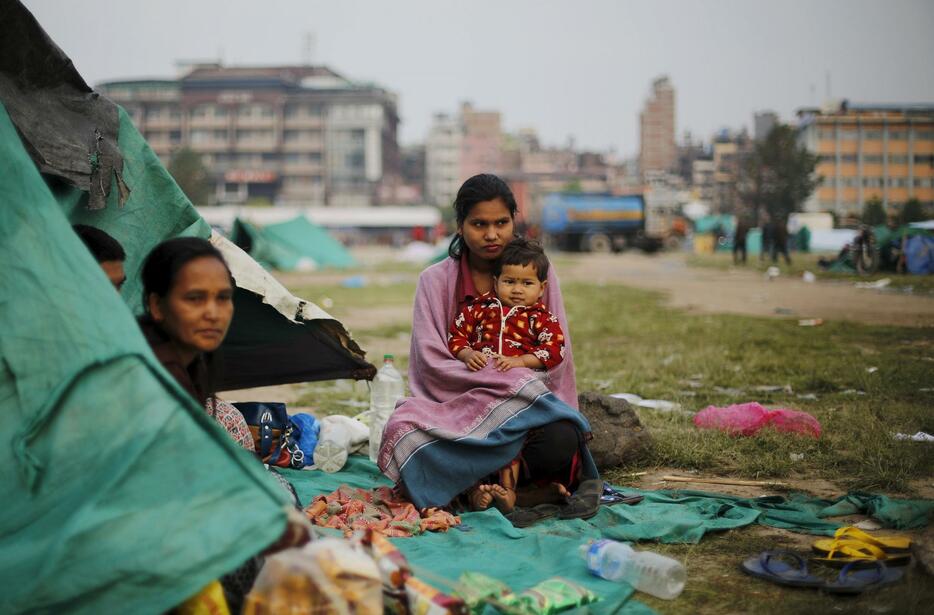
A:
138 237 255 451
375 174 597 512
137 237 309 610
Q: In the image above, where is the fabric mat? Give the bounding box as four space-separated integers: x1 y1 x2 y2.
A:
282 457 933 613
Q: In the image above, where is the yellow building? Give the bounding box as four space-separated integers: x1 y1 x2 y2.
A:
797 102 934 215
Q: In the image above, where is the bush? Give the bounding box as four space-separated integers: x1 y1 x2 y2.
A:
861 196 886 225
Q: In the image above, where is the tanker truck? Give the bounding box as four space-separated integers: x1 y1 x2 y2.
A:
541 192 664 253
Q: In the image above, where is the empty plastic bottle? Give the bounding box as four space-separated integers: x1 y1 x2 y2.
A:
368 354 405 462
580 539 686 600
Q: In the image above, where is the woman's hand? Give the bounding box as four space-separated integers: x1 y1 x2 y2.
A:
458 349 489 371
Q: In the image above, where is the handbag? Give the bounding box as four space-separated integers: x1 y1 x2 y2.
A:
233 402 304 468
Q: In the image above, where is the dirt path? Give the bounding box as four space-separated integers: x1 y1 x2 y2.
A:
560 253 934 327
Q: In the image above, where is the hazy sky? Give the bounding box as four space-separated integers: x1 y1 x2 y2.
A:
22 0 934 156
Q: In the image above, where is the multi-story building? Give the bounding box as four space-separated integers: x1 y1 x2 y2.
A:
754 111 778 142
425 112 463 207
460 101 503 181
711 129 751 214
797 101 934 215
639 76 676 178
98 63 400 206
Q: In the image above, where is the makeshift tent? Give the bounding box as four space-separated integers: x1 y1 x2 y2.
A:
0 0 373 391
0 98 291 614
231 215 356 271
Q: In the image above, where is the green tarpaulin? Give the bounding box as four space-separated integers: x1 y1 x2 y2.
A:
232 215 356 271
281 457 933 614
0 101 290 614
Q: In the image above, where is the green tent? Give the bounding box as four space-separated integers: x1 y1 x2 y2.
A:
0 98 290 614
232 215 356 271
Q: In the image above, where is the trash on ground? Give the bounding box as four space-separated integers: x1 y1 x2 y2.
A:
320 296 334 309
609 393 683 412
798 318 824 327
866 366 879 374
714 386 745 396
752 384 794 394
841 389 867 396
893 431 934 442
693 401 821 438
766 266 781 280
680 379 704 389
789 453 805 462
855 278 891 290
854 519 884 530
340 275 368 288
774 307 794 315
797 393 819 401
802 271 817 283
661 354 679 366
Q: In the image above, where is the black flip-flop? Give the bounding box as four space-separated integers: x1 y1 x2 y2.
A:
821 561 905 595
507 503 563 528
559 479 604 520
740 551 824 589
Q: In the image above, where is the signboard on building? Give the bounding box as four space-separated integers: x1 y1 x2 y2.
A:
224 170 278 183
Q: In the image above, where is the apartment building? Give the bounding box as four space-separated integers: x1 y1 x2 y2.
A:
99 64 400 206
425 112 462 207
639 76 677 177
797 101 934 215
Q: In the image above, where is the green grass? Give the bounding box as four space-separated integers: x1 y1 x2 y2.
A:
688 252 934 294
563 282 934 492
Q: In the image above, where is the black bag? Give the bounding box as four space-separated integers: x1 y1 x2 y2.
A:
233 402 303 468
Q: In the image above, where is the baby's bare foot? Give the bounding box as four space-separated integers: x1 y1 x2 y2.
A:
489 484 517 514
468 484 494 510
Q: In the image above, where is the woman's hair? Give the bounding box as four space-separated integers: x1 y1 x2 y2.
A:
448 174 518 259
141 236 232 310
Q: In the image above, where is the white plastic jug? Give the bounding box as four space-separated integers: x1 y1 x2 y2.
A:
368 354 405 462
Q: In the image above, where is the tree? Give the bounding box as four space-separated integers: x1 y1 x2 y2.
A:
900 197 924 225
861 196 887 226
562 179 583 193
168 148 212 206
739 124 819 223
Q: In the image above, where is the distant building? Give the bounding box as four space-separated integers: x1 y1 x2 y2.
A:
399 144 426 202
754 111 778 141
639 76 677 177
460 101 503 181
797 101 934 215
425 112 462 207
98 63 400 206
711 129 751 214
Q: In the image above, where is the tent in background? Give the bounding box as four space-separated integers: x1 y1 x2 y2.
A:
231 215 356 271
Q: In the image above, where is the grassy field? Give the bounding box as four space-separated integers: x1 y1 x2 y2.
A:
687 251 934 294
281 265 934 614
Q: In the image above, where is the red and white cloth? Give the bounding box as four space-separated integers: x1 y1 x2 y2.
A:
447 291 565 369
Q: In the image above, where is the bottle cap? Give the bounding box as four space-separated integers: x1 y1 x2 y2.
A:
384 354 394 360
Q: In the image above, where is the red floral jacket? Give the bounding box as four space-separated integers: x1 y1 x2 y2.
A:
447 291 565 369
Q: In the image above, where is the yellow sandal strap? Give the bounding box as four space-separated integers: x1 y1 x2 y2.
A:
826 539 886 560
834 526 910 550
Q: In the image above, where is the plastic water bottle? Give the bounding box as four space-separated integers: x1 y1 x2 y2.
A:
368 354 405 462
580 539 686 600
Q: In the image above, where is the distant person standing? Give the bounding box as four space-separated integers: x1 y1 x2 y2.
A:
733 217 750 265
759 211 773 263
771 216 792 265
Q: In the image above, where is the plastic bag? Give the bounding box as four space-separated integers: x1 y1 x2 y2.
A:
243 538 382 615
693 402 820 438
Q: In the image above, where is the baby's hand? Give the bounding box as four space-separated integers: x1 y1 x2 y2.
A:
462 350 489 371
494 355 526 372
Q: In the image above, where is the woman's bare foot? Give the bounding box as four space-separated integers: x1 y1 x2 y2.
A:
515 482 570 508
468 484 495 510
489 484 517 514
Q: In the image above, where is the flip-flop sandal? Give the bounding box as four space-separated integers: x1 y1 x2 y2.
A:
832 526 912 553
821 560 905 595
506 503 563 528
811 538 912 568
740 551 824 589
559 479 604 520
601 485 645 505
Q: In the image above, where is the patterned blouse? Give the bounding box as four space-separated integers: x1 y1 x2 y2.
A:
448 291 566 369
206 398 255 452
